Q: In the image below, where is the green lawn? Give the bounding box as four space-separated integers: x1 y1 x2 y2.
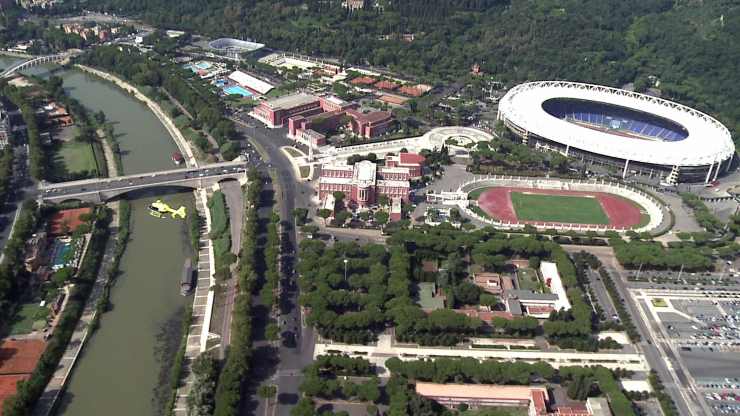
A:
53 140 98 179
463 407 528 416
468 187 492 200
516 268 547 292
284 147 303 158
511 192 609 224
207 191 229 239
9 303 48 335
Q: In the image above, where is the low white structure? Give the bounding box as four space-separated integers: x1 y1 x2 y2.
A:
316 126 493 163
227 70 274 95
539 261 571 312
620 379 653 393
314 334 649 372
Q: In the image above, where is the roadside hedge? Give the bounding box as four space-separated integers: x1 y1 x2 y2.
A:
213 170 262 416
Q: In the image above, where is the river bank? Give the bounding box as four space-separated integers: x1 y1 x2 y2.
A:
73 64 198 168
37 64 197 416
56 64 217 416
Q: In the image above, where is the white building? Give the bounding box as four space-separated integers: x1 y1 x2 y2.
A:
227 70 274 95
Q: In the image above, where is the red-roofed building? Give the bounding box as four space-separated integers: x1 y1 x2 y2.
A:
399 85 425 97
553 405 591 416
287 95 394 144
318 160 411 208
345 109 394 138
251 93 322 128
473 272 515 296
350 76 376 86
415 383 609 416
385 152 425 179
49 207 92 236
288 96 358 146
415 383 549 415
374 80 399 91
378 94 408 106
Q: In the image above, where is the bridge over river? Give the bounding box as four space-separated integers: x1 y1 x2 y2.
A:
40 159 248 203
0 51 80 78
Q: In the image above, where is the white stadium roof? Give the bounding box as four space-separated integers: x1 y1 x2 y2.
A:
498 81 735 167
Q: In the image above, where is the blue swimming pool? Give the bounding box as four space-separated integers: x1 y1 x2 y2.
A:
214 79 227 87
51 240 73 270
223 85 253 97
194 61 212 70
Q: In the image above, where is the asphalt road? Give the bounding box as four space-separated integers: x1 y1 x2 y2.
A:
233 120 317 416
0 145 35 262
564 246 701 416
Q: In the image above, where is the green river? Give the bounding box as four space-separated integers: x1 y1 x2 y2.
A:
1 56 194 415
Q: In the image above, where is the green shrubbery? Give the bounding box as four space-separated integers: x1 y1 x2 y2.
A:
207 191 233 280
213 170 262 416
680 193 723 234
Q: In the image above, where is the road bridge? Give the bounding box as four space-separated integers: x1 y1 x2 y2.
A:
1 52 77 78
40 160 248 203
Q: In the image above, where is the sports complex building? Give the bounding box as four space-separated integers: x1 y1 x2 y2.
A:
207 38 264 60
498 81 736 184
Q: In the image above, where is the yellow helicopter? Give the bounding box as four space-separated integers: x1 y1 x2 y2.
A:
148 199 187 219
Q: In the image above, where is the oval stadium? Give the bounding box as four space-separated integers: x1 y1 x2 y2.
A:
497 81 736 184
207 38 265 59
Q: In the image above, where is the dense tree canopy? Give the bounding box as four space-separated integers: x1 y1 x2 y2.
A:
50 0 740 147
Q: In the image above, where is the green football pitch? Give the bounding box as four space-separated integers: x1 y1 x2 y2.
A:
510 192 610 225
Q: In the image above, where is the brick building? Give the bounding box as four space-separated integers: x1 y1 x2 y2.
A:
385 152 426 178
345 109 394 138
251 93 322 128
287 96 395 145
318 158 423 208
288 96 357 146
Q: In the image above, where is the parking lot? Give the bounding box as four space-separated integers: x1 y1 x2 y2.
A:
645 294 740 415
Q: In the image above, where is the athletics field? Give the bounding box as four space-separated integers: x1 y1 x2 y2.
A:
475 187 645 228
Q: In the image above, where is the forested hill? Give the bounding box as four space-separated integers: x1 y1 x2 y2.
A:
63 0 740 143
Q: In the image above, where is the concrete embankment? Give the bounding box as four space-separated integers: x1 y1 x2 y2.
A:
74 64 199 168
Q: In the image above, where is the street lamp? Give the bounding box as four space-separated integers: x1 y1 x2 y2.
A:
343 258 349 281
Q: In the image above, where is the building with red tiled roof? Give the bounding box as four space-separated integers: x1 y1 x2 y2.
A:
350 76 376 86
318 160 411 208
415 382 609 416
378 94 408 106
49 207 92 236
415 382 549 415
374 80 399 91
473 272 515 295
345 109 394 138
385 152 425 179
399 85 425 97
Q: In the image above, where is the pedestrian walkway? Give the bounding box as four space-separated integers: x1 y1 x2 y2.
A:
172 189 217 415
32 202 120 416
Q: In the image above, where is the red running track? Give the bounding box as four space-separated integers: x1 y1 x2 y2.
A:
477 187 643 228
